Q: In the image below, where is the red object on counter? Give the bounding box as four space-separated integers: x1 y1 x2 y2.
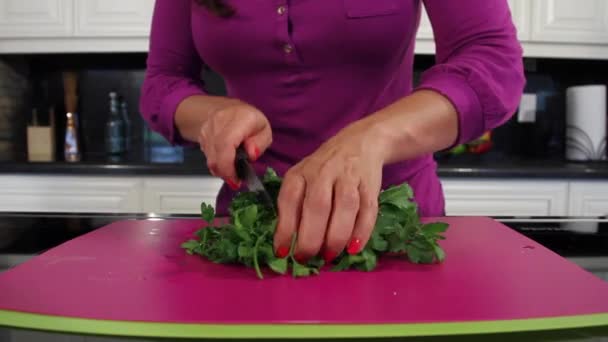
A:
0 217 607 325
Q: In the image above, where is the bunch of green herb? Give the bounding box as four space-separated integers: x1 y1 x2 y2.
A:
181 168 448 279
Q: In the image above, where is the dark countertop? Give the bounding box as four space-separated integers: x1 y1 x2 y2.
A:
1 147 608 179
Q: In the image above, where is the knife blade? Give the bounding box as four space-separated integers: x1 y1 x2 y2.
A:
235 145 275 210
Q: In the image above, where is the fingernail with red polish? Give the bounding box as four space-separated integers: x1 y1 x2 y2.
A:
276 246 289 258
226 179 240 190
323 249 337 264
347 239 362 255
252 144 261 160
295 255 307 264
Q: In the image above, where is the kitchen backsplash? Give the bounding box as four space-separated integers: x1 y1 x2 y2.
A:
1 53 607 162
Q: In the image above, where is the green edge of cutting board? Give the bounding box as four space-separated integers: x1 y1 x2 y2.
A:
1 309 608 339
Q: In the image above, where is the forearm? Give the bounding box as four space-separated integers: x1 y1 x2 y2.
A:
366 90 458 165
174 95 241 143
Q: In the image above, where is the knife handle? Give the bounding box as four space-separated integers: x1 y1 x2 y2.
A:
235 145 249 181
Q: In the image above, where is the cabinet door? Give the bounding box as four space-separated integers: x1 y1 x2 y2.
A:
532 0 608 43
0 0 72 38
416 0 530 42
74 0 154 37
569 182 608 217
0 175 142 213
441 179 568 217
509 0 531 41
143 177 223 215
416 4 433 40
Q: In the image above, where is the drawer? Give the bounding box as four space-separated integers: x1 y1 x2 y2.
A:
143 177 223 214
0 175 142 213
441 179 569 217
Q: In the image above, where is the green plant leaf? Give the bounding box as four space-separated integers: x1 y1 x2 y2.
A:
369 231 388 252
292 262 312 277
307 256 325 269
379 184 414 209
181 239 199 251
268 257 288 275
200 203 215 223
263 168 281 183
406 245 422 264
182 167 449 279
331 254 365 272
418 250 435 264
434 245 446 262
359 249 377 271
234 205 258 229
423 222 449 235
237 244 252 258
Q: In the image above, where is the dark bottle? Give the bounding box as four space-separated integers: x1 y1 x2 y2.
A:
105 92 125 155
119 96 132 152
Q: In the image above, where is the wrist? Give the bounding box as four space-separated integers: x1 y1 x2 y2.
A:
175 95 240 142
362 111 416 165
364 90 459 165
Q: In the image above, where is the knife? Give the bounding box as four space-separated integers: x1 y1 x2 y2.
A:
234 145 275 210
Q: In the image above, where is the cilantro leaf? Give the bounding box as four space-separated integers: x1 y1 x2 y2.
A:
422 222 449 235
200 203 215 223
434 245 446 262
183 169 449 279
379 184 414 209
292 262 313 277
234 205 258 229
181 239 200 255
268 257 288 275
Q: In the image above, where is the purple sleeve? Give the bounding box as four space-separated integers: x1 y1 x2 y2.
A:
416 0 525 144
139 0 206 145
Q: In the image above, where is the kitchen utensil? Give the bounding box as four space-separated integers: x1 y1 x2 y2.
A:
566 85 607 161
234 145 274 209
0 217 607 339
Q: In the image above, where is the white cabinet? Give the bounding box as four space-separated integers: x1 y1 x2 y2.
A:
416 0 530 51
568 181 608 217
415 0 608 59
0 175 142 213
0 0 152 53
74 0 154 37
143 177 223 214
532 0 608 44
509 0 531 41
0 175 223 215
441 179 569 217
0 0 72 38
416 4 433 40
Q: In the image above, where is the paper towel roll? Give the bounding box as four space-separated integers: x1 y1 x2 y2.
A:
566 85 607 161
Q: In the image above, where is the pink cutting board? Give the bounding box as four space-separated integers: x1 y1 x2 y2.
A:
0 216 607 325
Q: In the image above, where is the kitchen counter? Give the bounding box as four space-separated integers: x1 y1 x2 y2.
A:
2 212 606 262
1 147 608 179
0 213 607 341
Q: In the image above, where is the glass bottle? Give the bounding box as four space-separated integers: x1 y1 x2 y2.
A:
119 96 132 152
105 92 125 155
64 112 81 162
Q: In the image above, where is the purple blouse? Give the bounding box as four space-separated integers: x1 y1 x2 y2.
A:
140 0 525 216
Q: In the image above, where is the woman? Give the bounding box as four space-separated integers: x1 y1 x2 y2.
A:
140 0 525 263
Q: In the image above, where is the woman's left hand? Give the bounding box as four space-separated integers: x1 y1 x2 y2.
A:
272 119 387 264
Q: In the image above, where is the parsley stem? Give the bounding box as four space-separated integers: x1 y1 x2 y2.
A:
252 232 268 280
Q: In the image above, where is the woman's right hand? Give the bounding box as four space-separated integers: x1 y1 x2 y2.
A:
199 100 272 189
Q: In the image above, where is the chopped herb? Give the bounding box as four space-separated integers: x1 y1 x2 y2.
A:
182 168 448 279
